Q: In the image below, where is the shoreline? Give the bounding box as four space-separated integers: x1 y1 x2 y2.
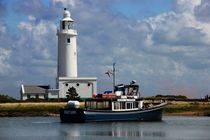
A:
0 101 210 117
0 112 208 117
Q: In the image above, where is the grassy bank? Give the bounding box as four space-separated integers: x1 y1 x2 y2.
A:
164 101 210 116
0 102 66 117
0 101 210 117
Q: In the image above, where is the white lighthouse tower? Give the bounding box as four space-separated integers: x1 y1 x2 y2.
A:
57 9 97 99
57 8 77 78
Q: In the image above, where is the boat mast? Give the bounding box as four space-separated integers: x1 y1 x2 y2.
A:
113 63 116 93
105 62 116 93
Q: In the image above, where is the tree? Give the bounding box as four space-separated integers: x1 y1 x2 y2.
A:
66 87 80 101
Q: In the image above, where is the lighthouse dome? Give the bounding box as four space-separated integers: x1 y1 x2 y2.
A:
62 8 73 21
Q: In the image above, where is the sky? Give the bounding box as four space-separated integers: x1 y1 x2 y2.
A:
0 0 210 99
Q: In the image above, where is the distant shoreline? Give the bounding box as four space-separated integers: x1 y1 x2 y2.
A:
0 101 210 117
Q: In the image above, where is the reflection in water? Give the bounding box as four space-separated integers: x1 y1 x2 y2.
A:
1 117 210 140
85 130 165 137
63 123 165 138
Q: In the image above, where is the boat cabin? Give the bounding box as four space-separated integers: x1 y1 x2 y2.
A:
85 84 143 111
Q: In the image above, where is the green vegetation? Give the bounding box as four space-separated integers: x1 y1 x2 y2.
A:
0 94 17 103
144 95 187 100
164 101 210 116
66 87 81 101
156 95 187 100
0 102 66 117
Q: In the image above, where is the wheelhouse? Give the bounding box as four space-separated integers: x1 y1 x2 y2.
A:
115 84 140 99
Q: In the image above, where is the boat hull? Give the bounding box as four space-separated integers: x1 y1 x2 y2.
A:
84 106 164 122
60 103 166 122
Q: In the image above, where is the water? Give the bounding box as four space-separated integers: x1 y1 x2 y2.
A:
0 116 210 140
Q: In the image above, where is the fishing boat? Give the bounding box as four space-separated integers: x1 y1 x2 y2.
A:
60 83 167 122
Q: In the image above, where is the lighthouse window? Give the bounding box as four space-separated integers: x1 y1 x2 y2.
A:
62 21 65 29
67 38 70 43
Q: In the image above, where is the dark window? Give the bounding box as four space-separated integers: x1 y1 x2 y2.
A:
76 83 80 86
44 94 48 100
87 83 91 86
65 83 68 86
27 94 30 99
127 103 132 109
67 38 70 43
35 94 39 99
62 21 65 29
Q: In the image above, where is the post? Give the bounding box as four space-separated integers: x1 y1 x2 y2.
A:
113 63 116 93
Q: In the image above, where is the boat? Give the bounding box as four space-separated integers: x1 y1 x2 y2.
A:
60 83 167 122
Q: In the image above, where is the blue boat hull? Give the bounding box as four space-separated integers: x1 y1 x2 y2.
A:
60 103 166 122
84 106 164 122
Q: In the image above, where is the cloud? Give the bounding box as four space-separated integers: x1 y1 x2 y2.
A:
195 0 210 22
175 0 201 14
0 18 58 97
0 22 7 34
51 0 76 7
17 16 57 60
0 48 11 76
14 0 61 21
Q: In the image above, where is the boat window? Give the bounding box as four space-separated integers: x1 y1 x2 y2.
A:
85 100 111 110
114 102 120 110
121 102 126 109
126 86 138 96
134 102 139 108
127 102 132 109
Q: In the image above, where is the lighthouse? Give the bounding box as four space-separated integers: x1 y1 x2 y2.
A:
57 8 77 78
20 9 97 100
56 9 97 99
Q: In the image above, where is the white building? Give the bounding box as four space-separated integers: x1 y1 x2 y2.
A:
20 8 97 100
20 85 58 100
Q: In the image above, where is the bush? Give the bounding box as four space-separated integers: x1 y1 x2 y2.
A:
0 94 17 103
155 94 187 100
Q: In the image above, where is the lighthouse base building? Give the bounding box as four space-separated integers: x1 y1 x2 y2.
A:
57 77 97 99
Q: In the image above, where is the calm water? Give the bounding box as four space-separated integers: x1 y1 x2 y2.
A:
0 116 210 140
